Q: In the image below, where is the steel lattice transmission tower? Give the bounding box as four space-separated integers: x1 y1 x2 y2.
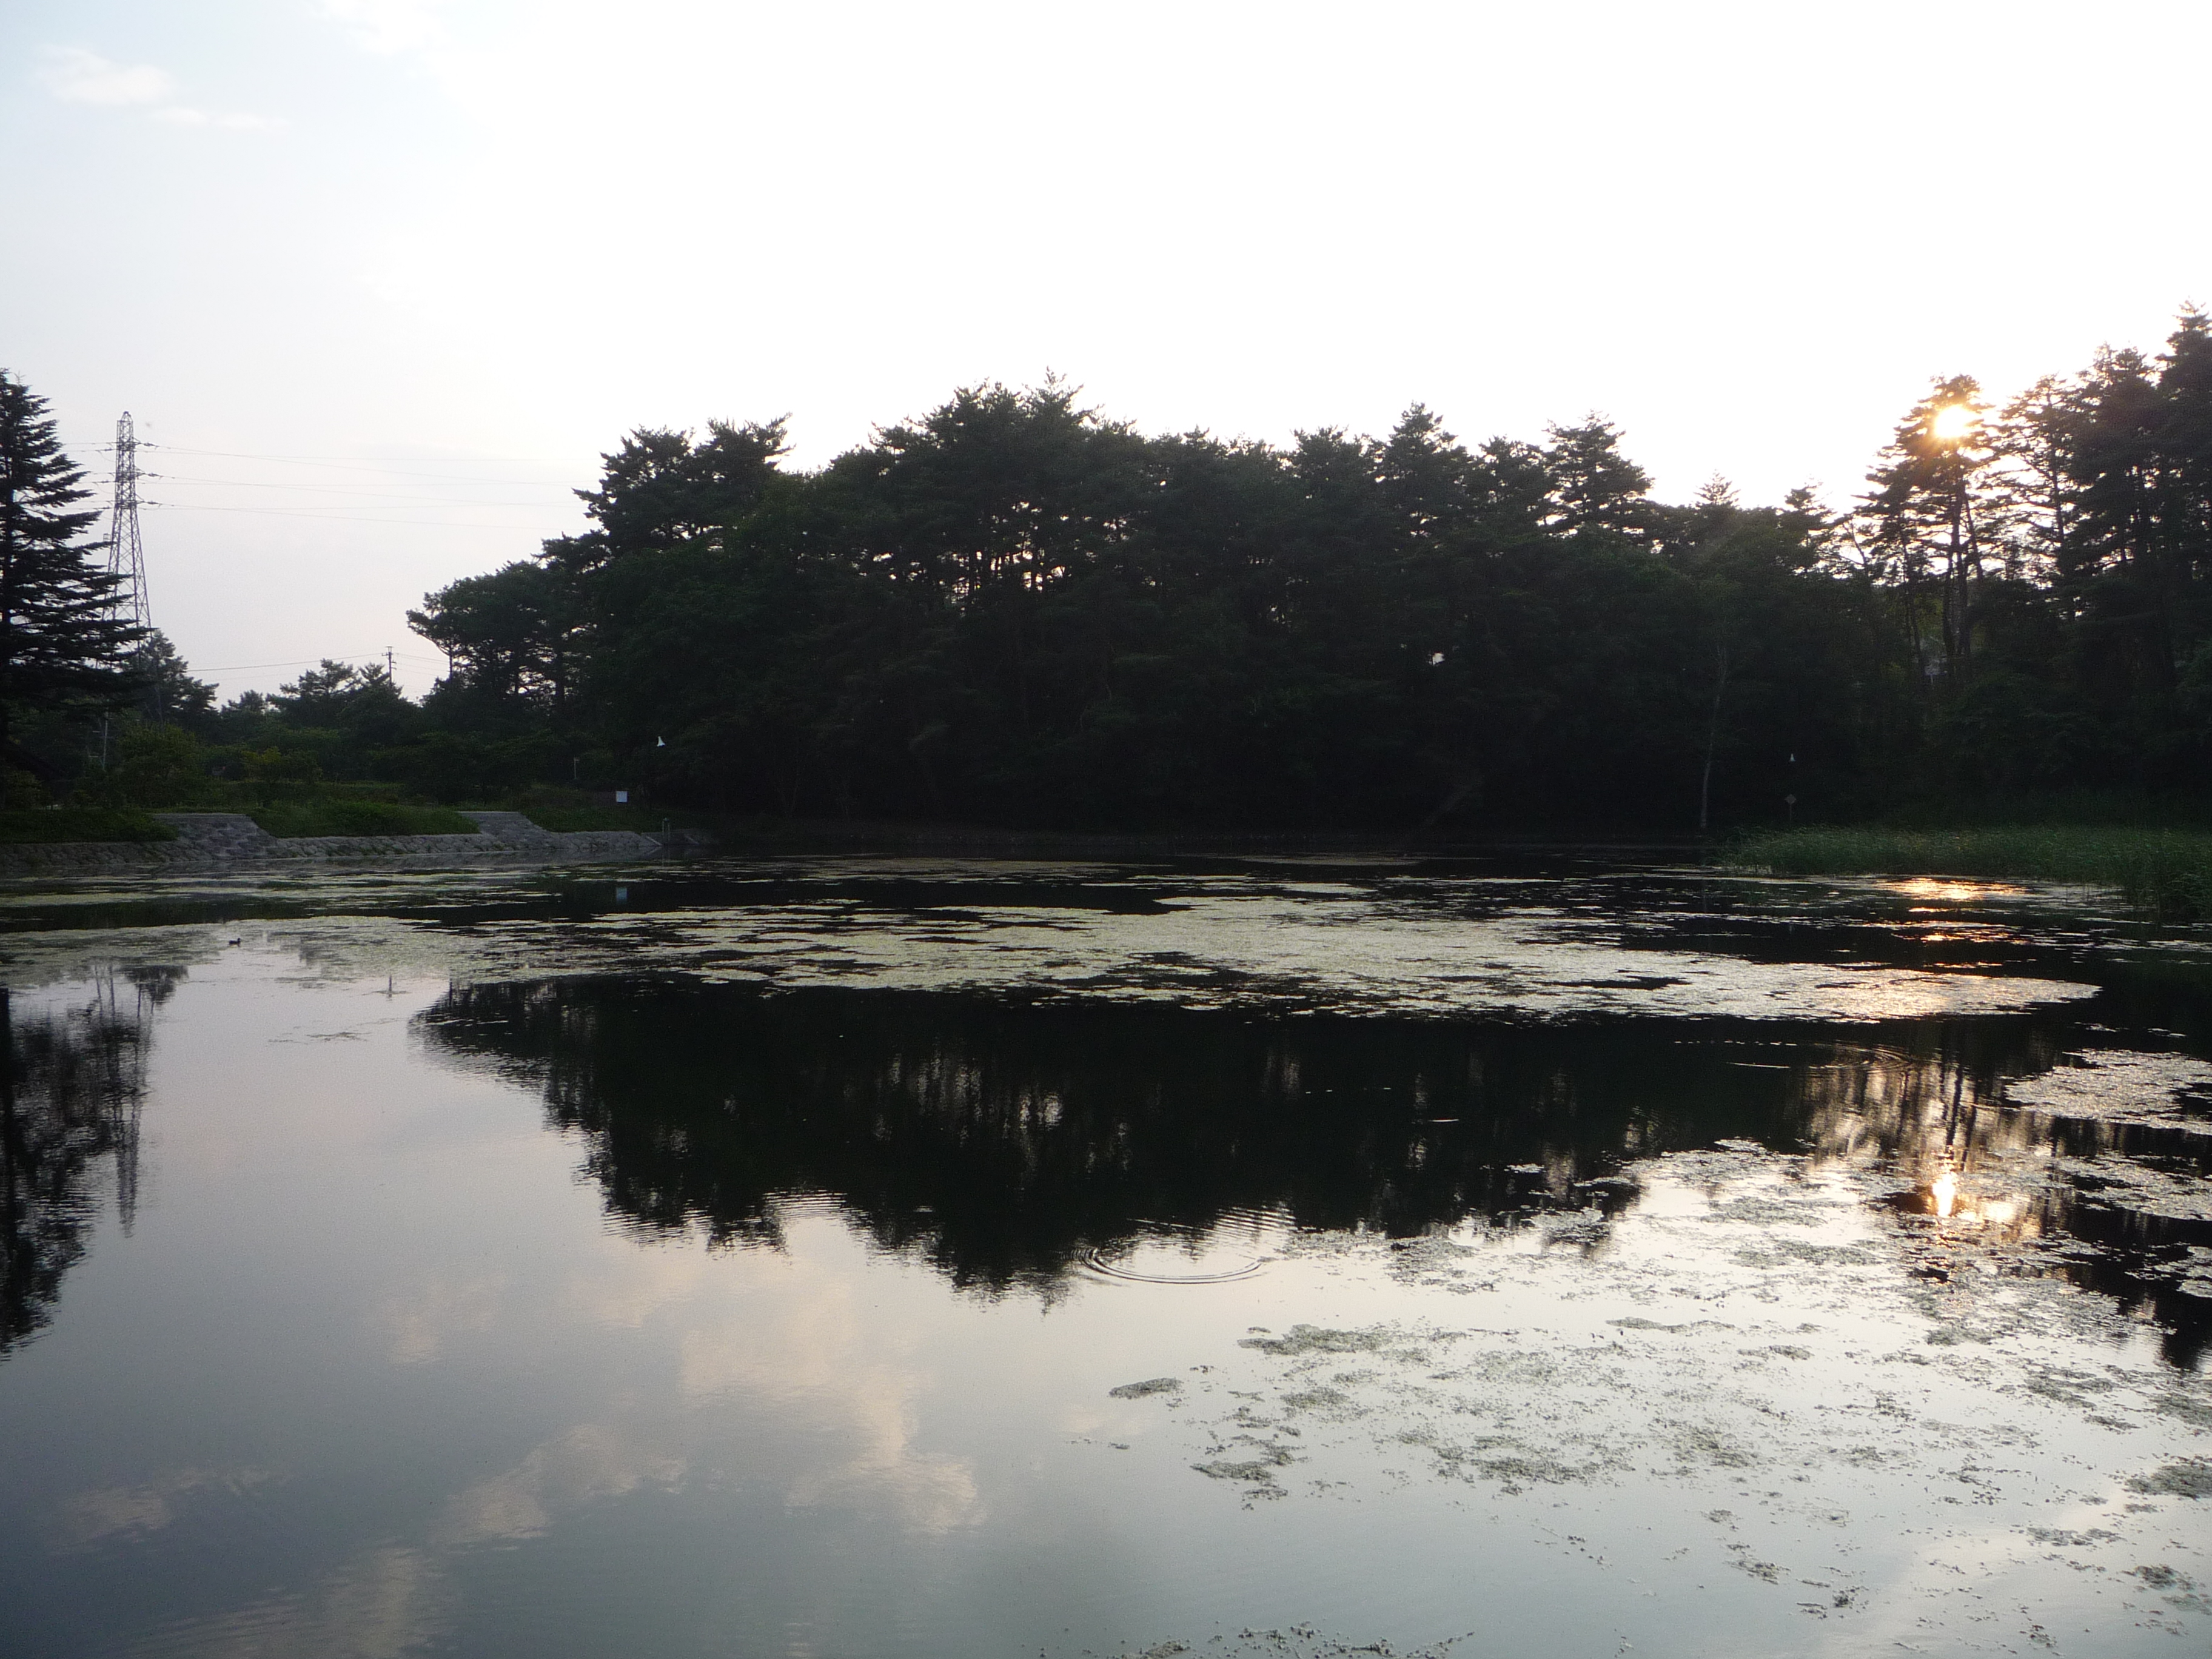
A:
107 412 151 631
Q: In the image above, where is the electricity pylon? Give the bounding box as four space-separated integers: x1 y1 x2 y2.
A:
107 412 150 631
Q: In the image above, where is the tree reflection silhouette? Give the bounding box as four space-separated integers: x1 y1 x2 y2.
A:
0 979 153 1354
416 977 2146 1295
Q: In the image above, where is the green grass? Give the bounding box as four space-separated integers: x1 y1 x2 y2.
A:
1729 825 2212 920
250 801 481 838
0 807 177 844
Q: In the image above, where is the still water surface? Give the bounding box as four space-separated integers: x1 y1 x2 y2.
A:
2 857 2209 1657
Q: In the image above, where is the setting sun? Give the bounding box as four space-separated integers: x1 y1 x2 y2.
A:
1930 404 1978 441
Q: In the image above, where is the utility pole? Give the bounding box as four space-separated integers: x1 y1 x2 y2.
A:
386 646 396 679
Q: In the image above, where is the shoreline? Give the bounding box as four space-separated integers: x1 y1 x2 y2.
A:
0 810 686 877
0 813 1718 878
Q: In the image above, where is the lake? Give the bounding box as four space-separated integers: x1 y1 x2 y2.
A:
2 856 2208 1657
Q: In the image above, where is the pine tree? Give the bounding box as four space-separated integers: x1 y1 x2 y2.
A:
1541 417 1653 542
1989 374 2082 581
0 371 141 763
1855 375 1996 684
135 629 218 728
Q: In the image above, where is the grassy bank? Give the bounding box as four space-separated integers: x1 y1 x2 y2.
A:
250 802 480 838
1731 825 2212 920
0 808 177 844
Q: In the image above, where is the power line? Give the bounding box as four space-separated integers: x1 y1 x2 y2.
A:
145 444 586 484
143 502 571 531
149 470 568 505
153 454 581 486
61 440 595 488
198 651 442 672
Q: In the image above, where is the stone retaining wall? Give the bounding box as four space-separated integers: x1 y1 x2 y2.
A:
0 810 682 879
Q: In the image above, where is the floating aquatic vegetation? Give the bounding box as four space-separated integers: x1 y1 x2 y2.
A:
1109 1377 1183 1399
6 856 2212 1657
2127 1458 2212 1498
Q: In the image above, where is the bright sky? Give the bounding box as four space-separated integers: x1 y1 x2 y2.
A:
5 1 2207 699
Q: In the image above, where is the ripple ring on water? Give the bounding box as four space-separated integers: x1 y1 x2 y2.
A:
1080 1248 1268 1285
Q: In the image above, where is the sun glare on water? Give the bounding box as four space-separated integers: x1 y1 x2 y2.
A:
1892 876 2025 902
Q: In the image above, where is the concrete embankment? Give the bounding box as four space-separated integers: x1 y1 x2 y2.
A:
0 811 695 878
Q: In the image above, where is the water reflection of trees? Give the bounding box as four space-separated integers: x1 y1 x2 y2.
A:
414 979 2102 1284
1806 1026 2212 1232
415 977 2207 1356
1800 1026 2212 1362
1 973 166 1355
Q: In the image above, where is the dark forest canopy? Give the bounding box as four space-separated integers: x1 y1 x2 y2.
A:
403 309 2212 830
36 308 2212 834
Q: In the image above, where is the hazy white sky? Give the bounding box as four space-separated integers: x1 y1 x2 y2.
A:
5 1 2208 697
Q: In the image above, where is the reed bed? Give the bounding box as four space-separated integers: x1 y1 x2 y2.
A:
1728 825 2212 921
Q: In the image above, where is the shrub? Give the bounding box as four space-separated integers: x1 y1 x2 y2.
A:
380 732 558 804
76 723 216 808
241 746 324 806
0 808 176 844
1 767 49 809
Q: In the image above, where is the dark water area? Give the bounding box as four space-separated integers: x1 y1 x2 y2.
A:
2 858 2209 1656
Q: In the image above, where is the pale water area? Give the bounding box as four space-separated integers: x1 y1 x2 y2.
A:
2 856 2209 1658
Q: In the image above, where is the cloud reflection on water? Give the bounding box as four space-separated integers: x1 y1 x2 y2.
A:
5 860 2211 1656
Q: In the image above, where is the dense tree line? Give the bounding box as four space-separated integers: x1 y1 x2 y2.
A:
404 397 1850 828
8 309 2210 831
398 308 2212 830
